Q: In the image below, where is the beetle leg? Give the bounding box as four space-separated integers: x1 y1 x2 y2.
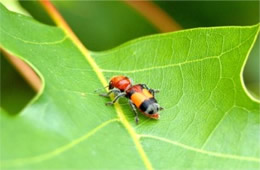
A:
99 88 121 97
105 92 126 105
149 89 160 96
141 84 160 96
129 100 139 124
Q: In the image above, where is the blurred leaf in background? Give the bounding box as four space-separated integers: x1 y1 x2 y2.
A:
20 0 160 51
0 0 35 114
0 53 35 114
155 1 259 28
0 0 29 16
243 36 259 98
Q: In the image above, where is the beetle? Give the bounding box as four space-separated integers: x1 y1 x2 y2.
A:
99 75 163 124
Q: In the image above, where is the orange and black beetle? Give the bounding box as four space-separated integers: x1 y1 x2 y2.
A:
99 75 163 124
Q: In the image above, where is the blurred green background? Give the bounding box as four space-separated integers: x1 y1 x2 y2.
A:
1 0 259 114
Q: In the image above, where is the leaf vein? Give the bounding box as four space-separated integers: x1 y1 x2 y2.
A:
140 134 260 162
100 30 256 74
0 27 68 45
0 118 119 168
38 1 154 169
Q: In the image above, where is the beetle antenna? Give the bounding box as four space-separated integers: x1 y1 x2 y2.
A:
94 85 109 93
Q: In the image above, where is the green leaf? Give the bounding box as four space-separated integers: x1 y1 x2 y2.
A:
0 4 259 169
155 0 260 100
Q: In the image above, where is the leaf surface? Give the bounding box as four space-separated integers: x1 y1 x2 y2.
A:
0 4 259 169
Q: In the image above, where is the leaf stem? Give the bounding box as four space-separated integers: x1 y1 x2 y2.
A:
1 50 41 92
124 0 182 32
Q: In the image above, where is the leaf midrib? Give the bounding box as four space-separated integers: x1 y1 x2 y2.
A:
69 20 154 170
39 1 154 169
